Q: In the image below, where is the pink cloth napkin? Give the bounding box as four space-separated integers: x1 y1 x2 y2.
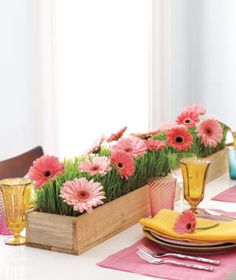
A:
97 237 236 280
211 185 236 203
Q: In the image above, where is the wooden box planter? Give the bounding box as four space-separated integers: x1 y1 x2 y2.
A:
26 149 228 255
26 185 150 255
205 148 228 183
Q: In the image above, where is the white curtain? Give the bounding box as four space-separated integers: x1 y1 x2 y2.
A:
0 0 45 159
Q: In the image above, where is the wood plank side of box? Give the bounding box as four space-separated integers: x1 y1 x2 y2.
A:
206 148 228 183
26 185 150 255
26 148 228 255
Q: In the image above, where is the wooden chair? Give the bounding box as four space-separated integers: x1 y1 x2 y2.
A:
0 146 44 179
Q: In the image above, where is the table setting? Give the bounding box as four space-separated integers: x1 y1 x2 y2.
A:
1 104 236 280
97 177 236 280
96 114 236 280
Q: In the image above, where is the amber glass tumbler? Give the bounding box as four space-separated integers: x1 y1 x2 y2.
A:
0 178 33 245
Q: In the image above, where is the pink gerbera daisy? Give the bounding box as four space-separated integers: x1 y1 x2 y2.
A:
183 104 206 116
111 150 135 179
84 135 105 155
28 155 64 189
196 119 223 148
60 178 105 213
176 111 199 127
167 126 193 151
145 139 166 151
112 137 147 157
79 156 111 176
107 126 127 143
174 210 197 234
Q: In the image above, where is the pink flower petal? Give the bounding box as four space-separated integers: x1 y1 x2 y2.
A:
79 156 111 176
167 125 193 151
196 119 223 148
111 150 135 179
174 210 197 235
28 155 64 189
60 178 105 213
112 137 147 157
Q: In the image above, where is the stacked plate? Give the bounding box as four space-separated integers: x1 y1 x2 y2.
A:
144 229 236 254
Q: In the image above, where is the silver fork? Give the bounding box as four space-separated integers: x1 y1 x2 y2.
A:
137 250 214 272
138 245 220 265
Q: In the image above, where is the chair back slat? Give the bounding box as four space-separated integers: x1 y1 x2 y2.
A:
0 146 44 179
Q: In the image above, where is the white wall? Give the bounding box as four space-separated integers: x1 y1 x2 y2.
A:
0 0 150 160
203 0 236 129
54 0 150 158
4 0 234 160
152 0 236 129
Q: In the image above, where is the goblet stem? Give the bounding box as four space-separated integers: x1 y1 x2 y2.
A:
191 207 198 213
5 232 25 245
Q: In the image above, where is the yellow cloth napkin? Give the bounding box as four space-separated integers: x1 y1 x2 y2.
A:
140 209 236 243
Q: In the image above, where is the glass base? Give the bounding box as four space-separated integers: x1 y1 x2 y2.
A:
5 235 25 246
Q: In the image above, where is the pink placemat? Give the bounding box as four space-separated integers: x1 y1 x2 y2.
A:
211 185 236 203
97 237 236 280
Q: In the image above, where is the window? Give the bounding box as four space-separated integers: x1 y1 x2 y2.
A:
53 0 151 157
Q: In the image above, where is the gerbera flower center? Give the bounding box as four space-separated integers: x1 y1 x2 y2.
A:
124 147 133 153
186 223 192 230
77 189 90 200
44 170 51 177
205 128 213 136
91 165 100 171
118 162 123 168
184 118 191 124
175 136 184 143
92 146 101 154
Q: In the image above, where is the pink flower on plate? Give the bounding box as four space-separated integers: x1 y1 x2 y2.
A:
60 178 105 213
145 139 166 151
28 155 64 189
183 104 206 116
174 210 197 234
111 150 135 179
112 137 147 157
167 125 193 151
196 119 223 148
176 111 200 128
107 126 127 143
84 135 105 155
79 156 111 176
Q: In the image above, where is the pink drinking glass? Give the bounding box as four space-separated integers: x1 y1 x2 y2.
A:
148 176 176 217
0 191 12 235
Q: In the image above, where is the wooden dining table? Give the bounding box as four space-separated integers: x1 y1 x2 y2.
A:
0 173 235 280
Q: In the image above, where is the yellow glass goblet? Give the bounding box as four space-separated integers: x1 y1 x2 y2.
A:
0 178 33 245
168 152 196 211
180 158 211 213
